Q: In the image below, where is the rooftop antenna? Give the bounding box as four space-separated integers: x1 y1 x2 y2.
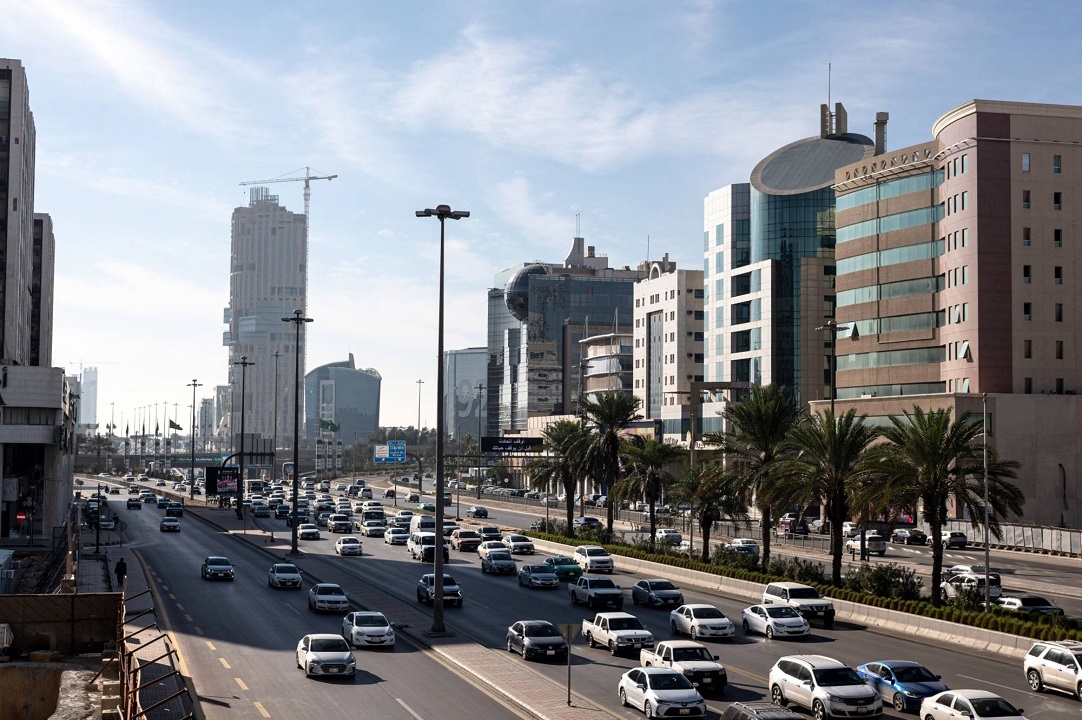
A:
646 234 650 262
828 56 832 113
576 212 581 237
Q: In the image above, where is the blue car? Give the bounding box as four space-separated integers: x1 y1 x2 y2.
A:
856 660 949 713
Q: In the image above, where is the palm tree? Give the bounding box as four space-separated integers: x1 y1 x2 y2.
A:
670 462 750 563
870 406 1024 604
579 391 643 532
704 384 802 572
774 409 880 586
616 439 687 550
527 419 591 535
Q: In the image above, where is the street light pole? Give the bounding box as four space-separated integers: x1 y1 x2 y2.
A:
816 319 853 557
283 309 314 554
273 351 280 488
233 357 254 519
188 380 201 502
416 379 424 494
417 204 469 635
983 392 991 609
476 383 484 500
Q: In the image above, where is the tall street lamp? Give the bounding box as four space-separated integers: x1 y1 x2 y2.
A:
283 309 314 554
188 380 201 502
416 378 424 494
273 351 280 487
475 383 484 499
233 357 254 519
416 204 469 634
983 392 991 608
816 319 856 557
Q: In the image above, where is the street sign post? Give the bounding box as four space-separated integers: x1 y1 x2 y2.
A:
557 622 580 706
15 511 26 524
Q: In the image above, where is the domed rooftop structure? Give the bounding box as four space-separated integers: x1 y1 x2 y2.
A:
751 133 875 196
504 263 548 321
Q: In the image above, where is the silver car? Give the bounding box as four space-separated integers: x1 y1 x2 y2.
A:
308 583 349 612
741 604 810 639
267 563 302 588
296 634 355 678
341 611 395 649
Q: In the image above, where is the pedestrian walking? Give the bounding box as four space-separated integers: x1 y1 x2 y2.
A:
114 557 127 589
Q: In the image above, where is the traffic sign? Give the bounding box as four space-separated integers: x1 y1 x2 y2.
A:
15 511 26 523
374 441 408 464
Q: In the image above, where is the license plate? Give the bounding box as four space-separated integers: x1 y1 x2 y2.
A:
679 710 690 715
702 677 712 683
328 668 340 673
633 644 641 649
856 710 867 715
546 650 555 655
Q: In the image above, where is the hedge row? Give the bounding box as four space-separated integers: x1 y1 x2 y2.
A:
527 530 1082 643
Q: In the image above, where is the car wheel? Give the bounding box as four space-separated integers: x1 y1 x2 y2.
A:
303 661 311 678
569 590 576 604
670 620 679 634
268 578 273 587
742 618 750 633
892 693 906 712
619 688 628 707
1076 680 1082 700
615 600 624 611
690 625 699 640
643 701 654 718
879 551 886 557
812 699 827 720
520 644 527 659
632 594 640 605
608 641 617 656
417 590 424 604
1027 668 1044 691
586 632 596 649
824 619 834 630
765 626 774 639
587 596 595 609
771 684 786 706
506 638 514 653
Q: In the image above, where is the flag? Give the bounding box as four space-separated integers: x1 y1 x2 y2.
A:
319 419 340 432
169 420 183 431
155 422 160 436
125 424 129 436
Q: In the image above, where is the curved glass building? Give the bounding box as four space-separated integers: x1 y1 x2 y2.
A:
304 353 381 443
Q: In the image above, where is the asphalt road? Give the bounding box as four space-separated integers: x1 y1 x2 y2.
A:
238 476 1081 720
119 494 525 720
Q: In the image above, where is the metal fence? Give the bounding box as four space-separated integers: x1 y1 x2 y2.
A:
944 519 1082 555
0 592 120 654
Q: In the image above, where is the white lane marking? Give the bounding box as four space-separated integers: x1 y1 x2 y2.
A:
396 699 424 720
957 674 1042 698
283 602 302 616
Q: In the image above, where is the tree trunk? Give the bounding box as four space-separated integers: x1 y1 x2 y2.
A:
699 511 712 563
760 505 772 572
564 474 575 537
829 487 846 587
648 497 657 552
930 516 944 606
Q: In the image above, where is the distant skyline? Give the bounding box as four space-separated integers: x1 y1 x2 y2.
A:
1 0 1079 429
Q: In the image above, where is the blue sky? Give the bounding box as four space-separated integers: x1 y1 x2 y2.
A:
1 0 1079 430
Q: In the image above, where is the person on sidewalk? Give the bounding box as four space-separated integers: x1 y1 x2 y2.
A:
114 557 127 590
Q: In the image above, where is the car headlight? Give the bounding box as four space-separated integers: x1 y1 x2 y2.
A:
309 658 322 665
903 691 919 698
347 657 356 665
826 693 846 702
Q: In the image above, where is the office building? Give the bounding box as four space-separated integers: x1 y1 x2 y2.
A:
828 99 1082 527
75 366 98 429
486 237 645 434
632 257 704 442
443 347 487 441
223 187 308 446
304 353 381 444
31 213 54 367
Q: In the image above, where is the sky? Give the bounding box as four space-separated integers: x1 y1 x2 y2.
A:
2 0 1080 431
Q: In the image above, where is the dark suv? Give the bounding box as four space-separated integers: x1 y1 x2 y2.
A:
720 702 802 720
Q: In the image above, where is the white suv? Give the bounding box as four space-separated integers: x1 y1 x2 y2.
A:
574 545 613 573
763 582 836 629
769 655 882 719
1024 639 1082 699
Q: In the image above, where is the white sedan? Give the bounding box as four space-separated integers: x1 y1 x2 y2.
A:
384 527 409 545
335 536 363 556
618 667 705 718
297 523 321 540
919 690 1027 719
359 521 385 537
308 583 349 612
740 604 810 639
295 634 355 678
342 611 395 649
669 604 736 640
267 563 302 588
477 540 507 558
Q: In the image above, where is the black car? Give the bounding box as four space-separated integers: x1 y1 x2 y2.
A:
573 516 602 530
165 502 185 517
126 498 142 510
506 620 568 660
274 504 291 519
466 506 488 519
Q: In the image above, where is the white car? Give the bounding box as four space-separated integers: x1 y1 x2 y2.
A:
574 544 614 573
295 634 355 678
267 563 302 588
477 540 507 558
919 690 1027 719
844 534 887 556
741 604 810 639
669 604 736 640
617 667 706 718
940 573 1002 601
384 527 409 545
769 654 882 719
727 538 760 558
359 520 385 537
308 583 349 612
341 611 395 649
335 536 363 556
502 534 535 554
298 523 321 540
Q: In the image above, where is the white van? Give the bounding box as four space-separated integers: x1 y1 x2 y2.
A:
407 531 449 562
409 515 436 534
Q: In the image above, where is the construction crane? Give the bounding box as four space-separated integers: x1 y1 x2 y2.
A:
239 166 338 221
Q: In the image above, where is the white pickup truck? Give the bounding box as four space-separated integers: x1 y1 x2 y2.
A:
639 640 727 693
581 612 654 656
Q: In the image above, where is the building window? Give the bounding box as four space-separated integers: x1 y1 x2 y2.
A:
961 154 968 173
1056 303 1064 322
1023 265 1031 284
1024 302 1032 321
961 191 968 210
1053 154 1062 174
1057 378 1065 394
1055 228 1063 247
1024 339 1032 359
1022 153 1031 172
1054 192 1063 210
1024 377 1033 394
963 302 969 321
1023 190 1031 209
1023 227 1031 246
961 228 968 248
1055 266 1063 285
962 265 969 284
1056 340 1064 360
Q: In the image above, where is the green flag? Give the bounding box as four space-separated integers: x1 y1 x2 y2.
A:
169 420 183 431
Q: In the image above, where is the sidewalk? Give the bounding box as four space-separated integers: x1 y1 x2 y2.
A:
186 503 619 720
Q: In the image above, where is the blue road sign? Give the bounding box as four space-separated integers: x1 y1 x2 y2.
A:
374 441 408 464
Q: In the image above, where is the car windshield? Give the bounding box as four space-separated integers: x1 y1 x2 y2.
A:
893 665 938 683
608 617 644 631
354 614 388 627
273 564 298 573
649 581 676 591
788 588 820 599
527 565 550 573
316 585 343 595
672 647 713 662
442 576 457 586
591 579 616 589
550 557 574 565
813 667 864 686
524 624 561 638
1018 597 1051 607
586 548 608 557
457 531 480 538
310 638 349 652
692 607 725 619
340 538 359 544
765 606 800 619
968 698 1020 716
648 673 693 690
207 558 230 566
509 535 528 542
490 552 512 561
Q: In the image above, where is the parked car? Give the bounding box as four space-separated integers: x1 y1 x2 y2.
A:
308 583 349 612
341 611 395 650
919 690 1025 720
295 634 355 678
267 563 302 588
631 579 685 608
669 604 736 640
617 667 706 718
933 531 969 549
506 619 568 660
201 556 235 580
768 655 882 719
741 605 810 639
856 660 949 713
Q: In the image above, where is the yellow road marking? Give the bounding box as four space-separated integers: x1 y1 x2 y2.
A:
205 641 216 650
219 657 231 669
254 701 271 718
235 677 248 690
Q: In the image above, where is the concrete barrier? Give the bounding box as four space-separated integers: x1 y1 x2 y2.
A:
531 536 1036 659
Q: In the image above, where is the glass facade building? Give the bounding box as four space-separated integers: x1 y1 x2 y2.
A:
303 354 381 444
444 347 487 441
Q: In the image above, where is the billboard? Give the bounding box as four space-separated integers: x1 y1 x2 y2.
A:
205 467 239 495
481 436 544 453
